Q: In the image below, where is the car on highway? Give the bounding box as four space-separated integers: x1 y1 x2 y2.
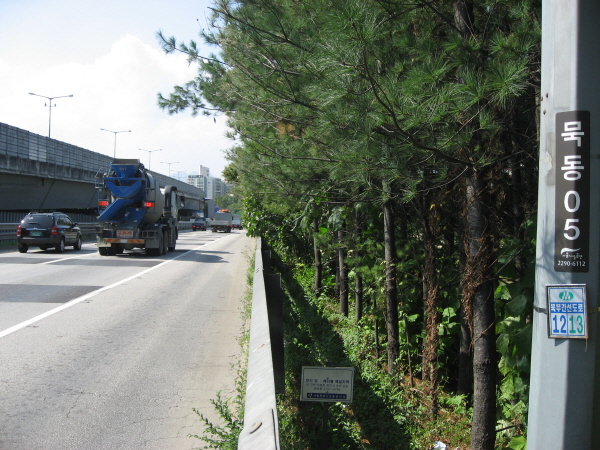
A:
192 218 206 231
17 212 82 253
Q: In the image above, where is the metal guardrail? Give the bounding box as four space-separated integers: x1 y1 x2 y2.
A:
238 238 283 450
0 221 194 241
0 223 97 241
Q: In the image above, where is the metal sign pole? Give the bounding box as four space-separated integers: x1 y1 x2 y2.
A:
527 1 600 448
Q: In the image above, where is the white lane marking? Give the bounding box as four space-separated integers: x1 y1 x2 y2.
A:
41 253 93 265
0 234 234 339
40 234 224 264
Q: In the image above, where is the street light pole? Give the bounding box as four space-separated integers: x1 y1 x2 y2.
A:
29 92 73 138
161 161 179 178
138 149 162 171
527 2 600 447
100 129 131 158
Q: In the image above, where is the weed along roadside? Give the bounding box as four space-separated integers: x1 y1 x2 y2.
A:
187 244 254 449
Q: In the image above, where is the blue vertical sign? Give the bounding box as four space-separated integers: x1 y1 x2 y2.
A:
554 111 590 272
547 285 587 339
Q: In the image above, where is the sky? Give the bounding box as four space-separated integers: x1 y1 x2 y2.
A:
0 0 232 179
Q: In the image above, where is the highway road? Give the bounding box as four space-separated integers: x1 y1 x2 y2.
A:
0 230 253 450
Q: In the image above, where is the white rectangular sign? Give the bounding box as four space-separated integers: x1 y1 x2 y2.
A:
300 366 354 403
547 284 587 339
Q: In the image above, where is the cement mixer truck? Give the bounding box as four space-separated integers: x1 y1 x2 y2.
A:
95 159 183 256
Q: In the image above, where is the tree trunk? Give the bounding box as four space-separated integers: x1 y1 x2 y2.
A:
453 0 474 38
312 216 322 294
419 180 441 414
466 171 496 450
338 230 348 316
383 182 399 374
508 135 525 278
421 201 440 414
355 272 363 322
355 209 365 322
457 190 473 397
453 3 495 447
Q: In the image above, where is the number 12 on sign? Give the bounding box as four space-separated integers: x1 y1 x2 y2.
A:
551 314 584 335
547 285 587 339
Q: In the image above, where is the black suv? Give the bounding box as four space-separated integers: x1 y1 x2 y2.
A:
17 212 82 253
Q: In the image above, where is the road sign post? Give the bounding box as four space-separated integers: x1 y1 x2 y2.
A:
301 366 354 446
527 2 600 448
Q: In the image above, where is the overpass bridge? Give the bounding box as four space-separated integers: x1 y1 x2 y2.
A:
0 122 206 218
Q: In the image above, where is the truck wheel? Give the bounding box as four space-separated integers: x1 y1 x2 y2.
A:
156 232 165 256
98 247 109 256
18 244 28 253
112 243 124 254
56 237 65 253
162 231 169 254
168 233 176 252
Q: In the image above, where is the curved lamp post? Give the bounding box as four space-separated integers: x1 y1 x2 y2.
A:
100 128 131 158
138 148 162 170
29 92 73 138
161 161 179 177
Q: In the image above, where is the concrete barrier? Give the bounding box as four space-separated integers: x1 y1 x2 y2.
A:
238 238 282 450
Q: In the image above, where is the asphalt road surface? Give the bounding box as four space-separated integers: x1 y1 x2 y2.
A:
0 230 253 449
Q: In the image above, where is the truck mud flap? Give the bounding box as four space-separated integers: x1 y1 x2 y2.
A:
103 238 144 244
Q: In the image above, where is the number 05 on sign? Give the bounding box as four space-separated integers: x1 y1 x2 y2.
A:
547 285 587 339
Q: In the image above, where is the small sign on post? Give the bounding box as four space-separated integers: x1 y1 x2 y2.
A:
547 284 587 339
300 366 354 403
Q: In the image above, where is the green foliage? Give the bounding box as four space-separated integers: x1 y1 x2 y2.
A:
507 435 527 450
159 0 541 447
242 193 310 264
277 262 472 449
189 392 243 450
221 163 239 184
494 220 537 446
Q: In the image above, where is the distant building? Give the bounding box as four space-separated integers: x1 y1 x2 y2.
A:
187 165 211 193
187 174 204 190
210 177 225 198
186 165 226 199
